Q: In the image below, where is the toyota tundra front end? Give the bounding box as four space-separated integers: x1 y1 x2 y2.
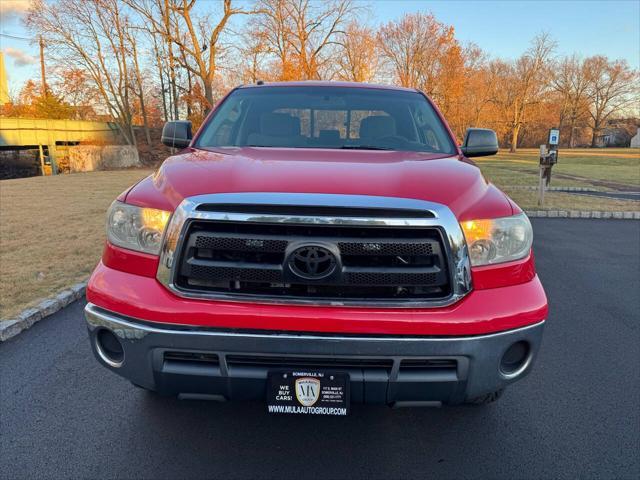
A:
85 82 547 412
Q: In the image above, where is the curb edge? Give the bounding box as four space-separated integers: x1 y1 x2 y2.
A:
0 282 87 342
525 210 640 219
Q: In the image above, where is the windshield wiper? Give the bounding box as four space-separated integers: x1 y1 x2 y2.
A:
339 145 394 151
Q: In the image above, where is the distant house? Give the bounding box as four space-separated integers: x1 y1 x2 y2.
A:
631 128 640 148
596 128 630 147
595 119 640 147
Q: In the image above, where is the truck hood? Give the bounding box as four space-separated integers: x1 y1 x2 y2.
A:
125 147 515 220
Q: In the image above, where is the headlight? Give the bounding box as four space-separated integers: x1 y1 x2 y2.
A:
106 201 171 255
460 213 533 266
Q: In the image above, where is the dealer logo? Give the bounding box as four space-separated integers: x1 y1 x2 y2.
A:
295 377 321 406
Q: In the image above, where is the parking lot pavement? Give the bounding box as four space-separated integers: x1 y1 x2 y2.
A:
1 219 638 480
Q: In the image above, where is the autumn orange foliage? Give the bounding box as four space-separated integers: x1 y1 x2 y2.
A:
8 0 636 151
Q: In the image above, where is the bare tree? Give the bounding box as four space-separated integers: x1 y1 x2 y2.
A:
149 32 169 122
460 44 494 126
123 0 180 119
583 56 639 147
23 1 639 153
446 44 500 139
288 0 355 79
376 11 466 120
491 34 556 152
254 0 355 80
163 0 180 119
551 55 589 147
378 13 454 92
237 28 271 83
126 0 253 111
27 0 139 144
171 0 255 108
124 24 153 145
51 68 100 120
335 22 379 82
251 0 294 80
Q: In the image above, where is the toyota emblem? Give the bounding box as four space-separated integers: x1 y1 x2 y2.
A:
287 245 337 280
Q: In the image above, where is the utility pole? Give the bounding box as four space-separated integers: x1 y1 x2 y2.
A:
39 35 47 96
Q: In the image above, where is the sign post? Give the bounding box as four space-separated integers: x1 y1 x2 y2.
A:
538 128 559 206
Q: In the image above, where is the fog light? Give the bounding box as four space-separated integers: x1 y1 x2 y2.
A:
500 341 531 378
95 329 124 368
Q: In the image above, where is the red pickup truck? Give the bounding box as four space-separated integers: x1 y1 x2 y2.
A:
85 82 547 413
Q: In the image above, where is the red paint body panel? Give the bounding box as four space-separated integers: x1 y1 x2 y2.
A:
471 252 536 290
126 149 513 222
102 242 159 278
87 262 547 336
89 83 547 338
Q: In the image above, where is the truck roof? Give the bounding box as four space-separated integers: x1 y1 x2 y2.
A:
238 80 419 93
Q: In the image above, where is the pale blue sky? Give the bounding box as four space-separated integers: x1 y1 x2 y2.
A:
1 0 639 94
372 0 640 65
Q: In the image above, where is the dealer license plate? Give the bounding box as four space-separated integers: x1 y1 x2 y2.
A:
267 371 350 416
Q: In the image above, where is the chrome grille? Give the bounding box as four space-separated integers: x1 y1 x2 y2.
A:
155 193 473 307
175 219 450 300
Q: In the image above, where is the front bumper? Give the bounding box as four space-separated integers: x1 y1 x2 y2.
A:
85 303 545 405
87 261 548 336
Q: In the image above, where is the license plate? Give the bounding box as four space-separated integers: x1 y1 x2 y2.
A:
267 371 350 416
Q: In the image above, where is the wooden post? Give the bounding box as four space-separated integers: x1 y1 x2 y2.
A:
38 144 46 176
538 145 547 207
538 166 545 207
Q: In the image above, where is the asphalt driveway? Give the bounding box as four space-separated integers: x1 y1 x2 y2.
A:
1 219 639 480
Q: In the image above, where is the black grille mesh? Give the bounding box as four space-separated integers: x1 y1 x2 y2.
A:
345 271 438 286
190 264 281 283
338 241 434 256
195 235 288 252
177 220 450 301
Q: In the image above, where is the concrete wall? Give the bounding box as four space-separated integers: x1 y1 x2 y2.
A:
0 117 120 147
69 145 140 172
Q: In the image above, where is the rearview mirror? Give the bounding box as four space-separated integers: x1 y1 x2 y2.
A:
461 128 498 157
161 121 193 149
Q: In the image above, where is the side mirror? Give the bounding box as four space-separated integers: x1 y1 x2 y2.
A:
461 128 498 157
161 121 192 149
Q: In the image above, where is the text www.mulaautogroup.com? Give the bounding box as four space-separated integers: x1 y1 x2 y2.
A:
268 405 348 415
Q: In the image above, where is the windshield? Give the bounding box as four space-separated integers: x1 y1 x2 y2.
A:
195 86 456 154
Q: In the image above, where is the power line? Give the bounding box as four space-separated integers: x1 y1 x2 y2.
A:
0 32 34 41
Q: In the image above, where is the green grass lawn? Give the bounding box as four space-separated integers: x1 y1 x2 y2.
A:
476 148 640 190
476 148 640 212
0 169 153 319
